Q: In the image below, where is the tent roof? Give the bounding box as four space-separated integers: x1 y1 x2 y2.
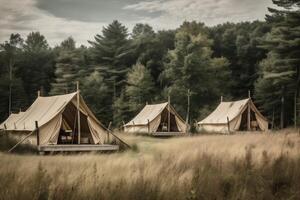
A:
0 112 25 129
125 102 168 126
0 92 78 131
198 98 251 125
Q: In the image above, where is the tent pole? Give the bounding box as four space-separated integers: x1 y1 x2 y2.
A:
147 119 150 133
107 122 112 143
168 96 170 133
227 117 230 134
77 81 81 144
247 100 251 131
35 121 40 147
247 90 251 131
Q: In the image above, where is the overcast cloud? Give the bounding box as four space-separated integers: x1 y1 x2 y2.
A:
0 0 273 46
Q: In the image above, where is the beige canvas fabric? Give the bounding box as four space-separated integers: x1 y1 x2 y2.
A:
0 112 25 130
0 92 107 145
198 98 268 133
124 102 187 133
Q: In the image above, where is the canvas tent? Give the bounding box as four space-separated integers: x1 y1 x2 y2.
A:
197 98 268 133
0 92 108 145
124 102 187 135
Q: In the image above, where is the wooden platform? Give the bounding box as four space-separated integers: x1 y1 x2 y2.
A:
38 144 119 152
152 132 185 137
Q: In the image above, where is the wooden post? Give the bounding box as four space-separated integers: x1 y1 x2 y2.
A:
227 117 230 134
76 81 81 144
133 121 135 132
280 95 284 129
168 96 170 133
107 121 112 143
35 121 40 146
147 119 150 133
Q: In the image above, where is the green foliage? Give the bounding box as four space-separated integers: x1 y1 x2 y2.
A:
125 63 155 115
80 71 111 125
209 21 271 97
50 37 87 95
0 0 299 127
255 0 300 127
16 32 55 102
89 20 134 95
162 30 230 122
113 93 131 127
0 34 26 120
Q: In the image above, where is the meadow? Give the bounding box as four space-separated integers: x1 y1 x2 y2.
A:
0 130 300 200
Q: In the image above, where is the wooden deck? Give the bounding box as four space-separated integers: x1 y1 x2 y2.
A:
152 132 185 137
38 144 119 152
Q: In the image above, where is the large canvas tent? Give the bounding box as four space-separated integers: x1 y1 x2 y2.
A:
0 92 108 146
197 98 268 133
124 102 187 135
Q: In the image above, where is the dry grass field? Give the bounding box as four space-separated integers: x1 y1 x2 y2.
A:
1 129 300 200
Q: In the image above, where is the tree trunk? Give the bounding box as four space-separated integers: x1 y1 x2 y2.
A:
8 58 13 115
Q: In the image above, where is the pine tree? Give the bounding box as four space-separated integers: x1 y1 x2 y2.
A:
255 0 300 127
50 37 87 95
89 20 134 97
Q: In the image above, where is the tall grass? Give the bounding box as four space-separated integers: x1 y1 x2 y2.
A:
0 131 300 200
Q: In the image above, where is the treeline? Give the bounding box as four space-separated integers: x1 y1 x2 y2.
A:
0 0 299 129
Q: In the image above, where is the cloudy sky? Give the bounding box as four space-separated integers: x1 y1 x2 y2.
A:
0 0 273 46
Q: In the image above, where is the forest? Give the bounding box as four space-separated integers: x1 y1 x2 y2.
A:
0 0 299 130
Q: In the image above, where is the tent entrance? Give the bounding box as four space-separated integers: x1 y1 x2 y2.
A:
156 108 179 132
239 105 262 131
57 102 94 144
